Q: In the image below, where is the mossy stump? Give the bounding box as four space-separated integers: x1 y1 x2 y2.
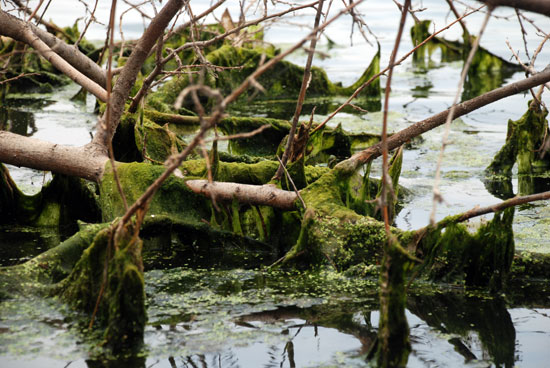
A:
374 241 413 368
60 224 146 353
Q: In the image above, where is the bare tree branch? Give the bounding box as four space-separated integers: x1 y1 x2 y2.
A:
274 0 325 181
186 180 298 210
335 64 550 173
0 10 109 101
0 10 107 88
479 0 550 17
92 0 186 150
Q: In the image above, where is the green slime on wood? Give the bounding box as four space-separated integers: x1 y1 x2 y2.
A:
486 102 549 195
58 224 146 353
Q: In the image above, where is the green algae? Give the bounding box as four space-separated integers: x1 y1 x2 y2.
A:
280 170 397 269
416 208 515 290
134 118 186 163
150 43 380 113
99 162 210 223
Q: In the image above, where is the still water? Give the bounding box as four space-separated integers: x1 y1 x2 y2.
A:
1 0 550 367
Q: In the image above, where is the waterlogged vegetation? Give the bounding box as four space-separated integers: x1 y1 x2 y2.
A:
1 1 550 367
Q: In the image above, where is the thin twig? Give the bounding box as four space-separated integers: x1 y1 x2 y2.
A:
276 156 307 210
311 4 485 134
0 72 39 84
75 0 99 48
104 0 128 212
380 0 410 236
274 0 324 180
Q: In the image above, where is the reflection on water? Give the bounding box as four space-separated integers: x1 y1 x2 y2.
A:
0 106 38 137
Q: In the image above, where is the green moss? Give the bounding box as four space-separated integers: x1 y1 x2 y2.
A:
0 164 101 229
134 118 186 162
486 102 549 194
99 162 211 223
59 224 146 353
152 43 380 111
281 170 398 269
0 223 108 294
417 208 515 290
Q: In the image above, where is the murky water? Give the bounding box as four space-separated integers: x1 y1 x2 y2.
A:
2 0 550 366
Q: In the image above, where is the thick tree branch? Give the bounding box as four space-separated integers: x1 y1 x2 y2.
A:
186 180 298 210
336 65 550 172
0 10 105 87
479 0 550 17
0 132 108 182
28 22 107 87
0 10 109 101
92 0 186 149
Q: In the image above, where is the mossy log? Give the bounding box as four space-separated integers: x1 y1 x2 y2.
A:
0 223 108 299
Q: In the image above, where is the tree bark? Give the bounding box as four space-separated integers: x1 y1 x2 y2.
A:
479 0 550 17
186 180 298 210
0 131 107 182
28 22 107 88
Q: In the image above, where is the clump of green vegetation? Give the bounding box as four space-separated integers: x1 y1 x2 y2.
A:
0 164 100 230
148 43 380 113
415 208 515 290
486 102 549 194
58 224 146 353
